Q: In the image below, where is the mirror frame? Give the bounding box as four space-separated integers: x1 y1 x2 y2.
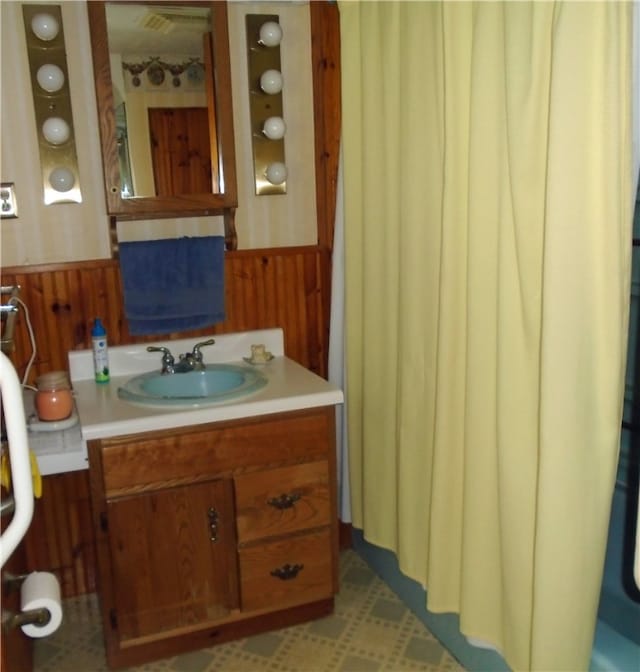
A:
87 0 237 219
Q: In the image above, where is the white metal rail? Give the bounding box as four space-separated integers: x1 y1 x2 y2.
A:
0 351 33 568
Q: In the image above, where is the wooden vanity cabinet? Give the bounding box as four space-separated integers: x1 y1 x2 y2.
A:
87 406 338 669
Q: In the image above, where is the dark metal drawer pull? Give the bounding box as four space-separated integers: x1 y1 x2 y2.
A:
270 563 304 580
267 493 301 510
207 507 219 542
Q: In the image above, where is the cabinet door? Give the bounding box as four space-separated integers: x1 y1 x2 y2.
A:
106 479 238 642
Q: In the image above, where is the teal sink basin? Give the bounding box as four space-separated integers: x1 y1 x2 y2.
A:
117 364 267 408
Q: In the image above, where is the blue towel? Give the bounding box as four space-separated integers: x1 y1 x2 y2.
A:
119 236 225 336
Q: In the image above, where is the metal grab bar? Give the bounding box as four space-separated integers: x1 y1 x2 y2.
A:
0 352 33 568
1 285 20 354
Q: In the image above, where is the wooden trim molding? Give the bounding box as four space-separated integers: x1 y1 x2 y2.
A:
310 1 341 252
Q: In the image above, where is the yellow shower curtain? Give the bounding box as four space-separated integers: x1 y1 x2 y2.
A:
339 1 633 670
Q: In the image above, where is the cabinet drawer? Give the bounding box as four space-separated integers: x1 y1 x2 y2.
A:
235 461 330 544
96 408 333 496
238 529 333 612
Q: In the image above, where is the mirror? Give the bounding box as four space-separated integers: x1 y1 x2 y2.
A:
87 1 237 219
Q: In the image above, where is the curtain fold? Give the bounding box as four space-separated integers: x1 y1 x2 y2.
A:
329 142 351 522
339 2 633 670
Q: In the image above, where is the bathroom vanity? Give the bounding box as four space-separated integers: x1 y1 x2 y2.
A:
69 329 343 668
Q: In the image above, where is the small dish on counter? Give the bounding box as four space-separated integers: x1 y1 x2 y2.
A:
244 343 274 365
28 410 79 433
243 353 274 365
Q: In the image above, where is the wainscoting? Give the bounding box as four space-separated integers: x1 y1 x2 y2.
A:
2 247 331 381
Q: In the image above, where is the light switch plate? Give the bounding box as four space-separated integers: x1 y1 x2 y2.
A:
1 182 18 218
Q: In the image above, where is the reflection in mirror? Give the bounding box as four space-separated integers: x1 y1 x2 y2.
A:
105 3 215 199
115 103 134 197
87 1 237 223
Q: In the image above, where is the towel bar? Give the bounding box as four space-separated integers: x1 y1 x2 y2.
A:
109 210 237 260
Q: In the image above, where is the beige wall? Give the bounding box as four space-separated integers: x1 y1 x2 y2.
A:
0 0 317 267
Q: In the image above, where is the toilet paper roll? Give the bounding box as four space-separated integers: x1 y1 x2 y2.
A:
20 571 63 638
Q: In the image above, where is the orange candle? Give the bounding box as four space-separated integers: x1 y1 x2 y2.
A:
35 371 73 422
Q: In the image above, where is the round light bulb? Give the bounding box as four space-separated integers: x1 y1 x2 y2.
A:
260 69 283 95
31 13 59 41
37 64 65 93
262 116 286 140
266 162 287 185
42 117 70 145
258 21 282 48
49 167 75 192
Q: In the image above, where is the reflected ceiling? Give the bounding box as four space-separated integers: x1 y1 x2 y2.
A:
105 4 210 54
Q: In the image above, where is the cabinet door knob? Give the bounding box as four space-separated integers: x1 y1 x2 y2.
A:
270 563 304 581
207 507 219 542
267 493 301 510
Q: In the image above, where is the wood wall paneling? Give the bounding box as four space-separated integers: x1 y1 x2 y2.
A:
2 248 329 385
23 471 98 597
310 1 341 251
310 1 341 359
0 2 341 599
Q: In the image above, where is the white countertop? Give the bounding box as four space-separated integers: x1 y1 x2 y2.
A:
73 356 343 441
70 328 344 442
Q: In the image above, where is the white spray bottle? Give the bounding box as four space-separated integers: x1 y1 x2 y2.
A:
91 318 110 383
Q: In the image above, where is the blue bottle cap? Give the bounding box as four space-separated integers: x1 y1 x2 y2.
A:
92 318 106 337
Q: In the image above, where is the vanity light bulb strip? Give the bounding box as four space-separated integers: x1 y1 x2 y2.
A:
22 4 82 205
246 14 287 196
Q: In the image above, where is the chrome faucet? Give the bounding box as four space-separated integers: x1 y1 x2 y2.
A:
175 338 216 373
146 346 175 374
147 338 215 374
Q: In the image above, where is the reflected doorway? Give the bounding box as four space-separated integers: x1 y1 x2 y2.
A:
148 107 211 196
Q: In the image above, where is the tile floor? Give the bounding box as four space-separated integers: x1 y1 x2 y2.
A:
33 550 465 672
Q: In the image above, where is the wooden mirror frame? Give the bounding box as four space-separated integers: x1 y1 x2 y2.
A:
87 1 237 220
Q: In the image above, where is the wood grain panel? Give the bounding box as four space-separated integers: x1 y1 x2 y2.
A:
234 461 330 544
1 247 329 385
108 479 238 642
149 108 212 196
22 471 97 597
238 528 333 612
310 1 341 352
310 1 341 250
98 408 333 497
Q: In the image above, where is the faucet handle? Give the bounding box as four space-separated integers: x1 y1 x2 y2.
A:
146 346 175 373
147 345 173 357
192 338 215 362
